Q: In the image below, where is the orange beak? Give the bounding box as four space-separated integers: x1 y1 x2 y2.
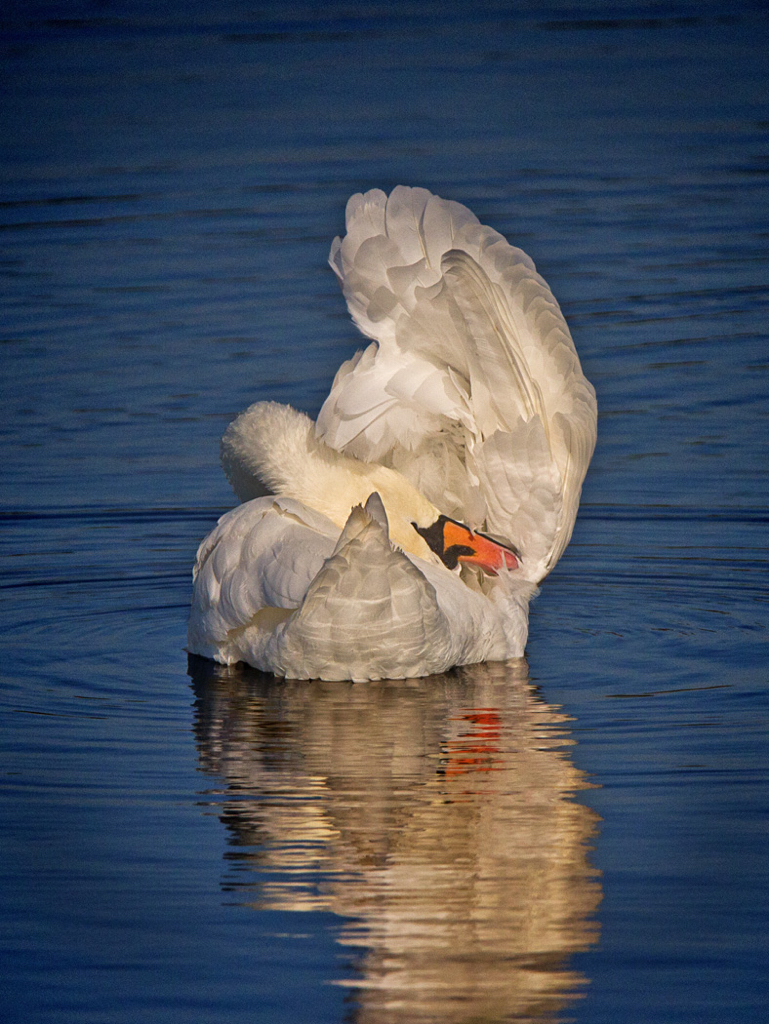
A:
414 515 520 575
442 519 519 575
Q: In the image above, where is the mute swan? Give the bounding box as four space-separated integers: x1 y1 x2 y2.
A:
188 186 597 681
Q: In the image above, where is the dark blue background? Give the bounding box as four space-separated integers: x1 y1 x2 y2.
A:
2 3 768 1021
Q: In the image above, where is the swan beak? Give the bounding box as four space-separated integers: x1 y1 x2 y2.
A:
443 520 520 575
414 515 519 574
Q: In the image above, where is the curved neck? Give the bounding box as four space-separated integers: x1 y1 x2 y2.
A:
222 402 440 561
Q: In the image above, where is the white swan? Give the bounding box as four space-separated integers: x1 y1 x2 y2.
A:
188 186 597 681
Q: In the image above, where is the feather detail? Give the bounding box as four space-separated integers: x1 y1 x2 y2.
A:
190 187 597 680
316 186 596 581
188 494 515 680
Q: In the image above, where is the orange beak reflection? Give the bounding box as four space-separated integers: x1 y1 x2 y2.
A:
414 515 520 575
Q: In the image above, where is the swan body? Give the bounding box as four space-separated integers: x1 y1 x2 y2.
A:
188 187 596 681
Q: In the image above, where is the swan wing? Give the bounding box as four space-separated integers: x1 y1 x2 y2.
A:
316 186 597 582
187 496 338 664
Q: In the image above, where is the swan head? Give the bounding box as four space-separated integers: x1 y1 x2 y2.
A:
413 514 520 575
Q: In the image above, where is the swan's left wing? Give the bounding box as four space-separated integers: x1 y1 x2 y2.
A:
316 187 597 582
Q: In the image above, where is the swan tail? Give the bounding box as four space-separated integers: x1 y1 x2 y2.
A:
277 495 453 680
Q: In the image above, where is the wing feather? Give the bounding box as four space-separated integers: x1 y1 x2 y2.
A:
316 187 596 581
187 497 338 663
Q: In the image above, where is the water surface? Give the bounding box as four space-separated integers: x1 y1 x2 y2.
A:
1 2 768 1022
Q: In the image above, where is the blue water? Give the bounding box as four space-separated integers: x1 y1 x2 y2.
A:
2 2 768 1021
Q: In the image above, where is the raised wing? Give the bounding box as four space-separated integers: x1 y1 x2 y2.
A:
316 186 596 582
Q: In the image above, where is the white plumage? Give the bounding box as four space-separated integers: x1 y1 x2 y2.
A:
188 187 597 681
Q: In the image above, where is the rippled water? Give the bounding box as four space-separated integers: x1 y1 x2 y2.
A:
2 2 768 1022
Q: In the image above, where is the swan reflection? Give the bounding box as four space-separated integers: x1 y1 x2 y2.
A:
189 656 601 1022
